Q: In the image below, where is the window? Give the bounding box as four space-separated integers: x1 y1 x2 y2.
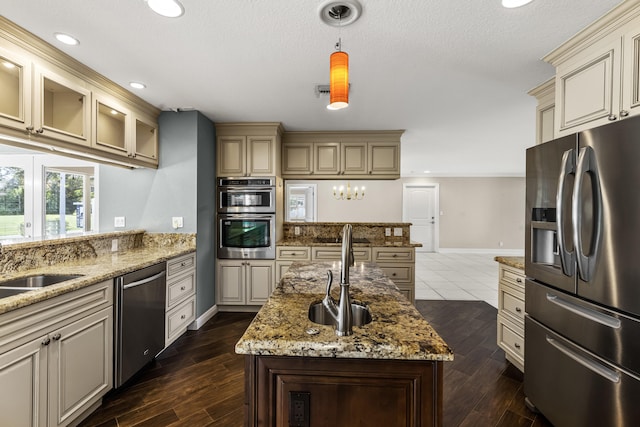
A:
285 183 317 222
0 149 97 239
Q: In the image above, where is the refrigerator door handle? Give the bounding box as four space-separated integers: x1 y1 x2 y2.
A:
546 292 621 329
556 148 576 277
572 146 603 282
546 336 621 383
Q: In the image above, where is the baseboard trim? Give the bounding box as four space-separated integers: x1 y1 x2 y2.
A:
437 248 524 256
190 304 219 330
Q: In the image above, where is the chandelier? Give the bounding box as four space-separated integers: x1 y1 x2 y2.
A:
333 182 365 200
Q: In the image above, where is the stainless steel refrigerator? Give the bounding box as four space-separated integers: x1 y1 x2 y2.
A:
525 116 640 426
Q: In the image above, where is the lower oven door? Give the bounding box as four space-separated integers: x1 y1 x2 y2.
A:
218 214 275 259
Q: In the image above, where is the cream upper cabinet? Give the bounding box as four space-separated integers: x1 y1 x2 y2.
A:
0 17 160 168
528 78 555 144
215 123 283 177
282 131 403 179
545 5 640 136
32 63 92 146
0 37 32 133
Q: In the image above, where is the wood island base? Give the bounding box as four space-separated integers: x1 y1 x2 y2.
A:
244 355 443 427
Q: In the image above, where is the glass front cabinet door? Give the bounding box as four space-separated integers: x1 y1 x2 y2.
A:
0 39 32 133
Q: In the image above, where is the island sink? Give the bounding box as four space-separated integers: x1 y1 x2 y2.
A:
308 300 372 327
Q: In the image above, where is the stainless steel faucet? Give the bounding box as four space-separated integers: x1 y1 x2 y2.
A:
322 224 354 336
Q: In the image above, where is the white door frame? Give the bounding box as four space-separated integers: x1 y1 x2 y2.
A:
402 183 439 252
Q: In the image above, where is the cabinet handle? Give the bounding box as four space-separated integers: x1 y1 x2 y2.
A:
608 114 618 121
52 333 61 341
514 343 521 349
291 252 296 256
392 254 398 257
42 337 51 346
515 307 522 313
620 110 630 118
516 278 522 283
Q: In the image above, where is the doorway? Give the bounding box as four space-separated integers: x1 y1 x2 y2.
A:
402 184 438 252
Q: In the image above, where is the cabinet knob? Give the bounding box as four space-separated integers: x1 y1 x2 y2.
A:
515 307 522 313
180 286 186 291
181 262 186 267
608 114 618 121
35 128 44 134
52 333 62 341
392 254 398 257
516 278 522 283
620 110 630 118
26 126 34 133
392 273 397 276
42 337 51 346
514 343 521 349
181 314 186 319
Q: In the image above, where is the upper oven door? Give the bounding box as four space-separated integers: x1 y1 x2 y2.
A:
218 186 275 213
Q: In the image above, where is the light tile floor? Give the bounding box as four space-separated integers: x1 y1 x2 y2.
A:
414 252 508 308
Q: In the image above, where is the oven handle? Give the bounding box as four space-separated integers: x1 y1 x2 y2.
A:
220 214 275 220
220 186 275 192
123 271 166 290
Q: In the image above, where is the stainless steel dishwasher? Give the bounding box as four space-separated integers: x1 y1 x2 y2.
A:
114 262 166 388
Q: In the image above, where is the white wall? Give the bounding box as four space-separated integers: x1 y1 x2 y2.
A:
289 176 525 250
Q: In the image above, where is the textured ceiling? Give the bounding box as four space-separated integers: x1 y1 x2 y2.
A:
0 0 623 176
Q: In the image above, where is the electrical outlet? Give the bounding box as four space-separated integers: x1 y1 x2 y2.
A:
393 227 403 237
294 226 301 236
111 239 118 252
172 217 184 229
499 241 504 247
385 228 391 236
114 216 125 228
289 391 310 427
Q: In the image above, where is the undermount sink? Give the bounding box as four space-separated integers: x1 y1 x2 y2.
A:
0 274 83 289
308 300 373 327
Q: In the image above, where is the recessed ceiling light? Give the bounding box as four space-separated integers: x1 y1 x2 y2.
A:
129 82 146 89
502 0 533 8
147 0 185 18
54 32 79 46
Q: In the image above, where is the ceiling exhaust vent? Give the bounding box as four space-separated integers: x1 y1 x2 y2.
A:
315 84 351 97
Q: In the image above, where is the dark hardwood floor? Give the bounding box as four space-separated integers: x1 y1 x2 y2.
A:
79 301 553 427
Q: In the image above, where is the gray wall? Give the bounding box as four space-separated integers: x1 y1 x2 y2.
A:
99 110 216 317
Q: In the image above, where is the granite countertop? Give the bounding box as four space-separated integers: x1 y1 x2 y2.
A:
494 256 525 270
235 261 453 361
277 237 422 248
0 240 195 315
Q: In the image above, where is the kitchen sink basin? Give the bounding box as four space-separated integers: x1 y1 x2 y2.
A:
308 301 372 327
0 274 83 289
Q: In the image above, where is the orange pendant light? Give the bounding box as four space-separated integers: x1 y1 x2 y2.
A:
328 49 349 110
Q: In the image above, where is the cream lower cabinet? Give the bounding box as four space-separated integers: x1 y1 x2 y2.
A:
372 247 415 303
217 260 275 306
0 281 113 427
165 253 196 347
311 246 372 262
275 246 311 284
496 263 525 373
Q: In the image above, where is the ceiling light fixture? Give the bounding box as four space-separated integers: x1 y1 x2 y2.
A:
501 0 533 8
129 82 146 89
333 182 365 200
54 32 79 46
320 1 361 111
147 0 185 18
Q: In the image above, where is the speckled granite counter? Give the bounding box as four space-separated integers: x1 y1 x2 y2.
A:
235 261 453 361
495 256 525 270
276 237 422 248
0 231 195 314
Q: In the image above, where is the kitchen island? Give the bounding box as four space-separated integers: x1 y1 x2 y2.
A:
235 261 452 426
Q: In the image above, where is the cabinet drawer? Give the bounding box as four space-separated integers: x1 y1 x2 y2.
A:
372 247 414 262
499 264 525 289
377 264 414 285
166 297 195 344
311 247 371 261
167 253 196 279
167 272 195 309
497 314 524 365
500 283 525 324
276 246 311 260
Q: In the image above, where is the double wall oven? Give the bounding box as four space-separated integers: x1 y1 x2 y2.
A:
217 177 275 259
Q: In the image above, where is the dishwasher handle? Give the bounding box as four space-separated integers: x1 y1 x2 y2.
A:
123 271 166 290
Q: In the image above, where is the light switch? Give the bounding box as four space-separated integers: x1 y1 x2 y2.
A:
385 228 391 236
294 226 301 235
114 216 125 228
